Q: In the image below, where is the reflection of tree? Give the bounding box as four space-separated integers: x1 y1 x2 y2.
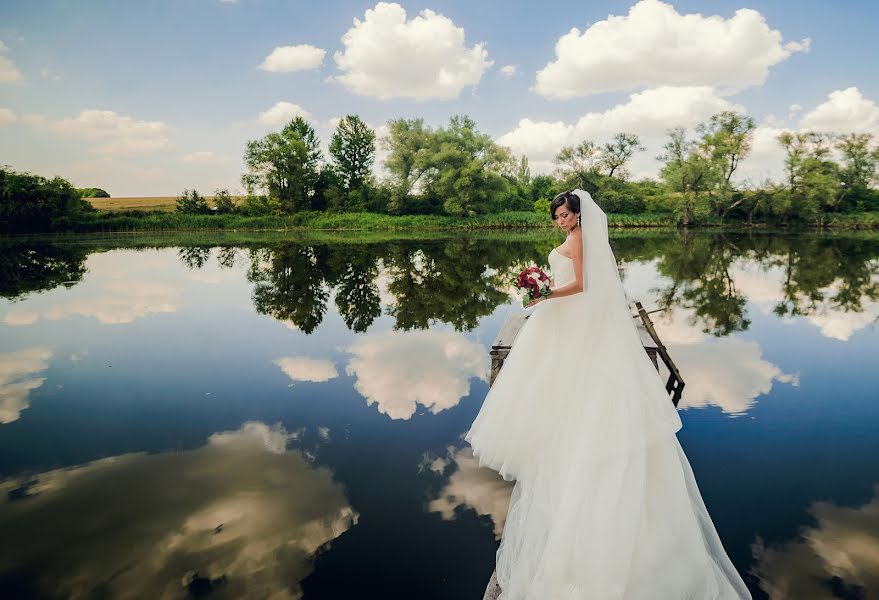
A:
242 239 532 334
216 246 238 269
329 251 381 333
177 246 212 269
384 240 514 331
652 232 750 336
766 236 879 319
0 243 88 300
612 231 879 337
247 245 330 334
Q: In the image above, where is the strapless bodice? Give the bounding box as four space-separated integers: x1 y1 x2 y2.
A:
549 248 576 286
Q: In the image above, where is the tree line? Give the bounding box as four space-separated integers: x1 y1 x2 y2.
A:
2 110 878 231
187 110 879 226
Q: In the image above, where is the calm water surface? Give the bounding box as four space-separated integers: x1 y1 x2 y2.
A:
1 231 877 599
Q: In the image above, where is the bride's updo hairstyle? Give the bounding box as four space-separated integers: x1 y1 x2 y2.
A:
550 190 581 222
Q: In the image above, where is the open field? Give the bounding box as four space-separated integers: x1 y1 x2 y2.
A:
87 196 245 212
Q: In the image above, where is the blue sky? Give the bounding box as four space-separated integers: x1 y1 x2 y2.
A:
1 0 878 196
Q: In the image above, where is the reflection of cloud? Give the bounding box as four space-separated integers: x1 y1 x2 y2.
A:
40 280 178 324
274 357 338 383
0 348 52 424
345 330 488 420
751 484 879 599
0 421 357 599
374 260 397 308
428 445 513 539
3 310 39 326
671 337 798 415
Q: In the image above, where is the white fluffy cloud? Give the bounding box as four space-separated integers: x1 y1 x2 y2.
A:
345 329 488 420
799 87 879 134
333 2 492 100
273 357 339 383
24 109 168 154
0 348 52 424
259 44 326 72
499 65 517 77
498 86 740 175
535 0 809 99
0 107 16 125
259 101 310 125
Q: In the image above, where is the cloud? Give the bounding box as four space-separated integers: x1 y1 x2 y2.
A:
0 107 16 125
498 86 740 175
499 65 517 77
799 87 879 134
0 421 358 599
0 348 52 424
345 329 488 420
259 101 310 126
181 150 218 164
428 445 514 539
535 0 809 98
0 40 22 83
259 44 326 72
333 2 492 100
24 109 168 154
751 484 879 598
273 357 339 383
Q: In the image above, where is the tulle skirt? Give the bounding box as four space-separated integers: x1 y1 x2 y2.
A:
465 295 751 599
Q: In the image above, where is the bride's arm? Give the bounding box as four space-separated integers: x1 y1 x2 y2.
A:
547 231 584 299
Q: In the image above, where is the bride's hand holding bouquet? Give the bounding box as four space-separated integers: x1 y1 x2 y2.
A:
514 266 552 308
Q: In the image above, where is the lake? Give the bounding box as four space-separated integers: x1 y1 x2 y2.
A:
1 230 877 599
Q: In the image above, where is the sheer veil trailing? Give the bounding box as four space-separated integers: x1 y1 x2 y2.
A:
466 189 752 598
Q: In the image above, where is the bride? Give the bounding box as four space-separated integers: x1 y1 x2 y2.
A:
465 190 751 599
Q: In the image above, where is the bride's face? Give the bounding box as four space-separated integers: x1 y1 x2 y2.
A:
552 203 579 233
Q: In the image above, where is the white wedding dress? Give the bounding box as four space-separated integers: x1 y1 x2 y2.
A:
465 190 751 599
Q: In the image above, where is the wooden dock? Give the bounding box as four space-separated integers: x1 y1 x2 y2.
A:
481 300 684 600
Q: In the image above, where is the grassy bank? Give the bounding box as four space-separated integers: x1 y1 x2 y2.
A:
62 210 685 233
11 200 867 233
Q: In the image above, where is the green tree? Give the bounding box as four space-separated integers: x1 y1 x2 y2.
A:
382 118 432 213
417 115 510 216
658 128 724 225
0 165 94 231
554 141 602 192
329 115 376 193
836 133 879 211
242 116 322 213
601 133 645 179
175 188 210 214
695 111 756 218
213 188 235 214
777 131 841 221
77 187 110 198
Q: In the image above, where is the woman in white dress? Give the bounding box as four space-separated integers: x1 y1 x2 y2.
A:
465 190 752 599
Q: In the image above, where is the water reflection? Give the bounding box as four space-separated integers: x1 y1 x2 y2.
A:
428 443 514 540
751 485 879 599
274 356 339 383
0 421 357 598
0 348 52 424
345 330 488 420
0 242 87 301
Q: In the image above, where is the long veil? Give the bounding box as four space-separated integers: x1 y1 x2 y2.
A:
480 190 751 598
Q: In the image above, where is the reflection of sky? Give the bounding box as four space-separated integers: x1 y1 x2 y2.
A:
345 329 489 420
1 238 878 598
751 484 879 599
0 348 52 424
0 421 357 599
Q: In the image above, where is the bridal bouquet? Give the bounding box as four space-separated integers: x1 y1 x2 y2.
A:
514 266 551 308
